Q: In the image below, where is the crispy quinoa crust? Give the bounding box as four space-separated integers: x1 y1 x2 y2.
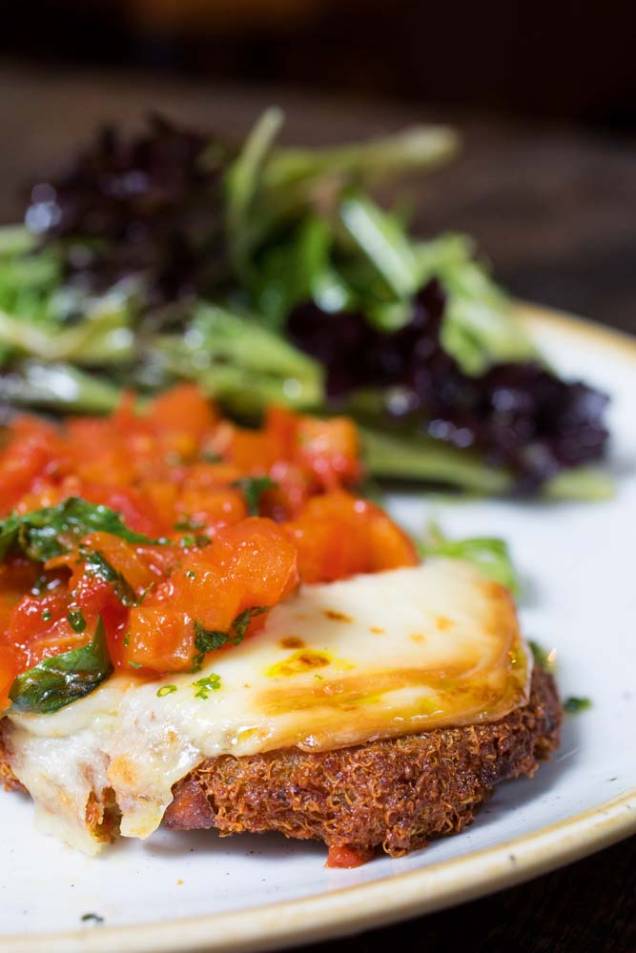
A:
164 667 561 857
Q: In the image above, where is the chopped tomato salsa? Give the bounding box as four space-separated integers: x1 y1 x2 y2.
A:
0 386 417 706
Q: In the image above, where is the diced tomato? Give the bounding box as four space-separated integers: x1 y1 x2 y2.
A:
295 416 361 489
122 607 195 673
285 492 418 583
123 518 299 673
149 385 217 450
0 385 405 683
175 486 247 534
326 844 375 868
5 587 69 654
226 427 277 473
0 417 65 514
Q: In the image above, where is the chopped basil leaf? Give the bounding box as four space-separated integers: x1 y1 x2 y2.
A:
193 606 268 668
0 497 162 563
192 674 222 699
419 521 519 594
9 618 113 714
194 623 231 655
564 695 592 714
80 547 138 607
232 476 278 515
41 609 52 622
179 533 211 550
80 913 105 925
67 608 87 633
232 605 268 640
201 451 222 463
174 516 205 532
156 684 178 697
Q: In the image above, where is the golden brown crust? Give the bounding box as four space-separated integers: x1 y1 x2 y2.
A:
164 667 561 857
0 668 560 857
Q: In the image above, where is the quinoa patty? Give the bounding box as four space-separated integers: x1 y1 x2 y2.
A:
163 667 560 858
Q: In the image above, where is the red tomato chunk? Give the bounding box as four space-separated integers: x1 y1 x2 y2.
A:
0 386 417 701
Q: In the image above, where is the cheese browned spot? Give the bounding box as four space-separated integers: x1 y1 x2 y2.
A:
1 559 531 853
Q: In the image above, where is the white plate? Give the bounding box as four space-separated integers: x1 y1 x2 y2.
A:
2 305 635 953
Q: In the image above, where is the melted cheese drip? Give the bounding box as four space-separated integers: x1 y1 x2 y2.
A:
3 559 530 853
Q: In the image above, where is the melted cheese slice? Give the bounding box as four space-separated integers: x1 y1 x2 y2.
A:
3 559 530 853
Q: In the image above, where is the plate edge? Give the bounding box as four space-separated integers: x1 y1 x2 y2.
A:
3 306 636 953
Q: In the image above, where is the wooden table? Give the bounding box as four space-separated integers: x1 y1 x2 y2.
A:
1 63 635 953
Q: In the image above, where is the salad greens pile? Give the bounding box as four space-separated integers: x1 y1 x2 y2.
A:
0 111 610 497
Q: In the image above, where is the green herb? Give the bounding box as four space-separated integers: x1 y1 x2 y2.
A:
232 476 278 515
9 618 112 714
31 573 54 596
0 497 162 563
201 450 222 463
185 569 197 580
174 516 205 531
128 661 142 669
418 521 519 594
41 609 52 622
67 608 87 633
564 695 592 714
80 913 104 925
528 640 556 673
179 533 211 550
193 606 268 668
192 673 222 699
80 548 138 607
156 684 178 698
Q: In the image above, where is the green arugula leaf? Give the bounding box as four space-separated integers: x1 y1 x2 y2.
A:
0 497 162 563
564 695 592 714
193 606 268 669
419 521 519 594
9 618 113 714
80 548 138 607
232 476 278 515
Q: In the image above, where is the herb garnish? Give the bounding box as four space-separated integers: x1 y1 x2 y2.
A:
157 684 178 698
192 674 222 699
80 547 138 607
174 516 205 532
0 497 163 563
232 476 278 515
9 618 113 714
564 695 592 714
67 608 87 633
179 533 211 550
192 606 267 669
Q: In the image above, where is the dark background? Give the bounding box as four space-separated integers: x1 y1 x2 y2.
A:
1 0 635 332
3 0 636 129
1 3 635 950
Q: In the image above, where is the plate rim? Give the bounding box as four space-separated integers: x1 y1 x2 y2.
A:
4 304 636 953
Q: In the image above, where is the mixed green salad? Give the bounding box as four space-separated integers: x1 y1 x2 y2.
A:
0 110 610 497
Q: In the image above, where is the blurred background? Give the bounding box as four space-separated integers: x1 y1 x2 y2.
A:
1 0 635 328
